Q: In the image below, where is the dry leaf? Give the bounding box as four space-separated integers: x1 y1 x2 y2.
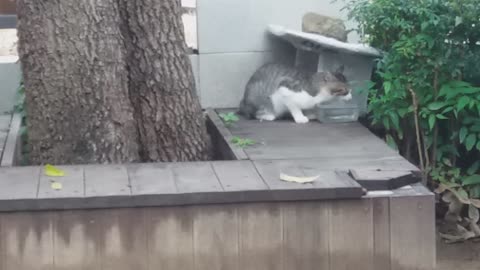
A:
279 173 318 184
469 204 480 223
471 199 480 208
51 181 62 190
44 164 65 177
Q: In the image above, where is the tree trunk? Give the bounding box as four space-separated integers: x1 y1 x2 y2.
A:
121 0 211 162
16 0 210 165
17 0 140 165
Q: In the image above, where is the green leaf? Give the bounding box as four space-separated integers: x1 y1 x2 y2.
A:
436 114 448 119
477 141 480 151
386 134 398 151
389 112 400 130
457 96 470 111
384 81 392 94
383 118 390 130
463 174 480 186
466 134 477 151
460 127 468 143
428 114 436 130
428 102 446 111
441 107 454 114
468 161 480 175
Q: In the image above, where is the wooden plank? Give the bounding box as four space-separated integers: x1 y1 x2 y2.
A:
193 205 238 270
350 169 418 190
212 161 268 191
228 117 399 160
283 202 329 270
238 203 283 270
98 209 148 270
205 108 249 160
254 160 364 199
329 199 374 270
84 165 130 197
253 160 311 190
390 194 435 270
372 197 391 270
53 210 99 270
0 113 21 167
146 207 194 270
128 163 177 195
38 165 84 199
2 212 54 270
0 166 40 202
172 162 223 193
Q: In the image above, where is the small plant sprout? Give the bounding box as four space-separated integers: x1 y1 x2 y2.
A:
219 112 239 127
231 136 256 148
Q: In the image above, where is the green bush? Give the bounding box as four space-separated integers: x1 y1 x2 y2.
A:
343 0 480 203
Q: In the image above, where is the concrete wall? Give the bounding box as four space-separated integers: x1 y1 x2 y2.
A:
0 56 20 114
194 0 362 109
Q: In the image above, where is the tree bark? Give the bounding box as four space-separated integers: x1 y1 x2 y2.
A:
16 0 210 165
17 0 140 165
121 0 210 162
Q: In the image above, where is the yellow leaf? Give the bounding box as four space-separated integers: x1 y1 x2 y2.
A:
280 173 318 184
51 181 62 190
44 164 65 177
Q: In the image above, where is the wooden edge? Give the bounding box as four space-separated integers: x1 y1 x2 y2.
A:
204 108 249 160
0 113 21 167
0 188 365 212
348 169 421 191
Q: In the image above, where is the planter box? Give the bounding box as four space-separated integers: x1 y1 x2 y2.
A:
0 109 435 270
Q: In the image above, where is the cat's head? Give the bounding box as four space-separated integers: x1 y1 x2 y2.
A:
314 66 352 101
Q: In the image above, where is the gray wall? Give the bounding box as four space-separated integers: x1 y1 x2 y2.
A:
0 56 21 113
193 0 361 109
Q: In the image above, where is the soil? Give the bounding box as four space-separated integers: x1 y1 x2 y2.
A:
437 237 480 270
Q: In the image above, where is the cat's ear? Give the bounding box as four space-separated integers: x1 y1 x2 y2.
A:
334 65 345 74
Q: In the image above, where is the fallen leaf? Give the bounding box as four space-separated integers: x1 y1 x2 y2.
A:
280 173 318 184
44 164 65 177
51 181 62 190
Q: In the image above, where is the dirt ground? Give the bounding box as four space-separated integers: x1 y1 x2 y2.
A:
437 237 480 270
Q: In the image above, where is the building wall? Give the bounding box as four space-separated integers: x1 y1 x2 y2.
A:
194 0 362 109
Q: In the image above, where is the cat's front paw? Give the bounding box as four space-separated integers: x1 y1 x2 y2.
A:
294 115 309 124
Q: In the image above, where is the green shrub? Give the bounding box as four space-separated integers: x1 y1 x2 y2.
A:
343 0 480 219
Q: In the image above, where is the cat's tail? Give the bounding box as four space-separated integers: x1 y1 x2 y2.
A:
238 99 255 119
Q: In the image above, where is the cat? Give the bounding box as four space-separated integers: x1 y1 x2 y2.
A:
238 63 352 124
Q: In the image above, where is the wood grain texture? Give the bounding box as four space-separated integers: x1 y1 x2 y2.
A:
372 197 391 270
2 212 54 270
225 111 401 161
330 199 374 270
283 202 329 270
84 165 130 197
205 108 249 161
98 208 148 270
146 207 194 270
193 204 239 270
128 163 177 195
53 211 98 270
212 161 267 191
238 203 283 270
38 165 84 199
390 194 435 270
0 166 40 201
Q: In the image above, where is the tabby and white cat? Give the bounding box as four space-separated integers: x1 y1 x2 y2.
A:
239 63 352 124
